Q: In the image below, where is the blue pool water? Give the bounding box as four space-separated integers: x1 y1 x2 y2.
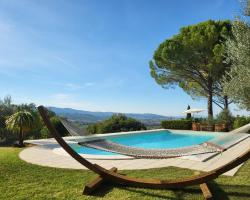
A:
108 131 214 149
69 143 118 155
70 130 216 155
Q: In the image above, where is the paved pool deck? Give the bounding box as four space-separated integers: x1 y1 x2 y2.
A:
19 136 250 176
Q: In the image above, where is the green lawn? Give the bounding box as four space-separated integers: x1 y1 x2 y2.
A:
0 147 250 200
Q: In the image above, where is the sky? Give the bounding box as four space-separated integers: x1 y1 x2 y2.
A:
0 0 249 116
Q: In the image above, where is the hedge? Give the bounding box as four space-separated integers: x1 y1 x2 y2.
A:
87 114 146 134
233 116 250 130
161 120 192 130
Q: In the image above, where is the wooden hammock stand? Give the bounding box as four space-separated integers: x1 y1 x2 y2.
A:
38 106 250 200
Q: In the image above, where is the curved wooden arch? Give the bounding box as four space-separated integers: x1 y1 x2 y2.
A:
38 105 250 197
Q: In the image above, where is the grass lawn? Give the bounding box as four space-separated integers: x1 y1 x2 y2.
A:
0 147 250 200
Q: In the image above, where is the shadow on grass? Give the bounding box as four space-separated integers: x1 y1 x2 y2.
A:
85 183 201 199
87 181 250 200
86 183 115 197
209 181 250 200
121 188 186 200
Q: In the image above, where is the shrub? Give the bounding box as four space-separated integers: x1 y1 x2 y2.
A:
216 109 234 124
86 124 98 134
38 116 69 138
0 115 6 141
233 116 250 129
86 114 146 134
202 116 215 126
161 120 192 130
215 109 234 130
0 129 17 145
50 116 69 137
40 127 51 139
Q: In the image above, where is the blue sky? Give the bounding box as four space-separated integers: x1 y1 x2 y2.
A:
0 0 248 116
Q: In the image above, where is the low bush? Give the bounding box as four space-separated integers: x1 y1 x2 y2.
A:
233 116 250 129
161 119 192 130
50 116 69 137
214 109 234 131
39 127 51 139
87 114 146 134
216 109 234 124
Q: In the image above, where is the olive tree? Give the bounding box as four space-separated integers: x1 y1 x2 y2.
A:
223 0 250 110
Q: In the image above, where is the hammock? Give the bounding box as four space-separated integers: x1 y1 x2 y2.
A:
79 139 221 158
60 118 223 158
60 118 88 136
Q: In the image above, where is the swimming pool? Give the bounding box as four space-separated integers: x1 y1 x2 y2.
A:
108 130 214 148
69 130 217 156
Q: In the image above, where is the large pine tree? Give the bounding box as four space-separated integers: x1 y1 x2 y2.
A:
150 20 232 117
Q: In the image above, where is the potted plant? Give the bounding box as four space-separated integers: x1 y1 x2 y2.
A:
192 122 200 131
215 109 234 132
192 118 201 131
200 117 214 131
214 123 227 132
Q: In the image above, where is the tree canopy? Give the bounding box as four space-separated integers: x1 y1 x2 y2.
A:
6 111 35 146
0 95 69 145
87 114 146 134
223 1 250 110
150 20 232 117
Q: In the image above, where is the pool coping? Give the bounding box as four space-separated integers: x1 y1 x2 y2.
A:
53 147 134 160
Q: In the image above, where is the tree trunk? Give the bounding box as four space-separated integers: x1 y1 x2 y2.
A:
208 92 213 118
207 78 213 118
224 96 229 110
19 126 24 147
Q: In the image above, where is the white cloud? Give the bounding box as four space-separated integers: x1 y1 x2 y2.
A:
100 78 124 89
66 82 95 89
64 83 84 90
84 82 95 87
54 55 78 69
52 82 96 90
52 93 70 100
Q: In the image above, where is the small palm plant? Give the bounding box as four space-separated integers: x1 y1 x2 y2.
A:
6 111 34 147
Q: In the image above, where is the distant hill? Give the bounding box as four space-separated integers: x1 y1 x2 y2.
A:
48 107 176 125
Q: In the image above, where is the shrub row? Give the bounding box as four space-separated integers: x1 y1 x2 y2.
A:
87 114 146 134
233 116 250 130
161 120 192 130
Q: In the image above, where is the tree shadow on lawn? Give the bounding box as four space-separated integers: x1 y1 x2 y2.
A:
90 181 250 200
209 181 250 200
86 183 116 197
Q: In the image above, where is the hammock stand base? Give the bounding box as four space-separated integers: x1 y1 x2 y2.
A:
83 167 117 195
84 170 213 199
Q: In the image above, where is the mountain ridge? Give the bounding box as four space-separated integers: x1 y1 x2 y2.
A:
48 106 176 124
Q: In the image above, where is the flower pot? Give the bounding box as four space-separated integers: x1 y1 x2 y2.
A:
192 122 200 131
214 123 227 132
200 124 214 131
